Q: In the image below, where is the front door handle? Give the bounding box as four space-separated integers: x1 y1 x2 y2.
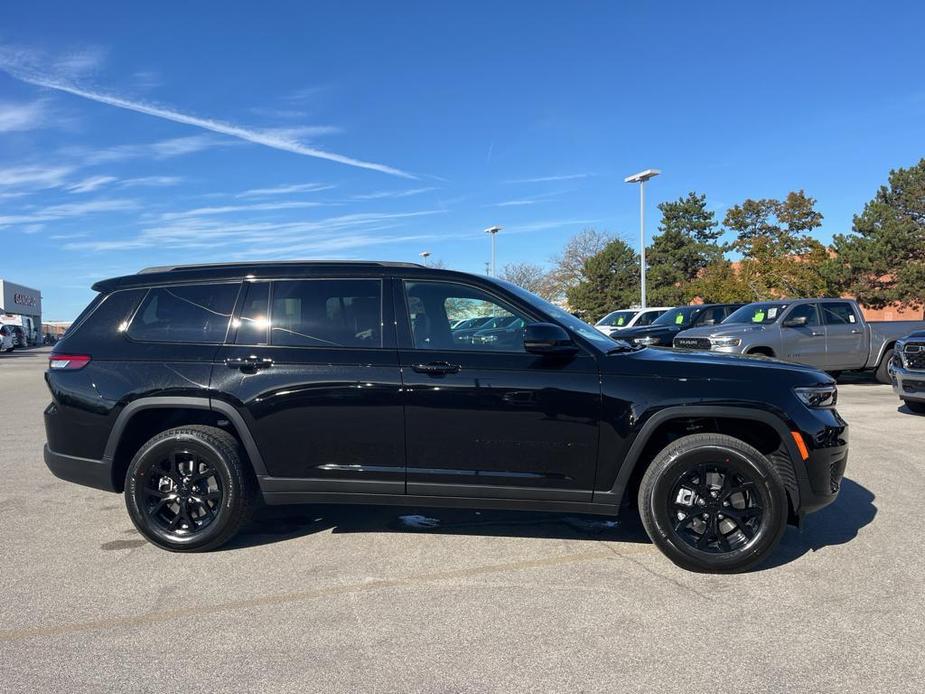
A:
225 356 274 371
411 361 461 375
811 331 824 337
850 329 862 334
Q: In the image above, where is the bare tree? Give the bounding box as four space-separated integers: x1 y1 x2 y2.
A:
547 228 613 300
498 262 556 300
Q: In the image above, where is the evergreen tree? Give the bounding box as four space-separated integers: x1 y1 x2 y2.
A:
646 192 724 305
566 239 640 321
832 159 925 310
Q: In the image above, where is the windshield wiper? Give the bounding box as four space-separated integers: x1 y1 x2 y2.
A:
606 340 638 353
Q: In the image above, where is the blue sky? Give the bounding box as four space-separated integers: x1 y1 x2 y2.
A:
2 2 924 319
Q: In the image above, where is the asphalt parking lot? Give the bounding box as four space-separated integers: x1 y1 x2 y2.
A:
1 348 923 693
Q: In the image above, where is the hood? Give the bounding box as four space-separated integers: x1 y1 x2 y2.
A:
619 323 687 345
676 323 771 339
606 343 832 385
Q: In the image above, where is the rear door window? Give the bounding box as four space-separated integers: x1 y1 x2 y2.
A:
821 302 858 325
128 284 239 344
269 279 382 348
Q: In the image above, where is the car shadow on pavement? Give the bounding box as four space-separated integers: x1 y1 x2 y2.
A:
224 504 650 551
758 477 877 571
898 404 925 416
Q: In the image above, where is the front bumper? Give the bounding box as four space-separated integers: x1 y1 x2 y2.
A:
43 444 117 492
786 405 849 517
889 364 925 403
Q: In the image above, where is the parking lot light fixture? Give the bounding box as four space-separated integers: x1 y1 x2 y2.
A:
419 250 431 266
484 225 502 276
624 169 661 308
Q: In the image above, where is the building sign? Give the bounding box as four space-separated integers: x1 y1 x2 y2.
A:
0 279 42 316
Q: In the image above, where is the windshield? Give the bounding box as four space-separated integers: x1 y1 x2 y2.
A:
725 302 789 325
493 279 628 350
651 306 699 327
596 310 638 327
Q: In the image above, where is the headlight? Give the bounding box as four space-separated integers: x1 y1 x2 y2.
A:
709 336 741 347
794 385 838 409
634 336 660 345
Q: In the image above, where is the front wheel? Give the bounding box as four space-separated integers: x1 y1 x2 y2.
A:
875 348 894 384
125 425 256 552
638 433 789 573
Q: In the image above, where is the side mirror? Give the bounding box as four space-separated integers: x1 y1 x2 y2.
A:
523 323 578 356
783 316 808 328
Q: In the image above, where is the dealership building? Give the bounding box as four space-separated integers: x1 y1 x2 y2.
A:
0 279 43 344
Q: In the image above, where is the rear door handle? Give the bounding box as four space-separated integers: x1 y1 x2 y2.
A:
850 329 862 334
811 331 824 337
225 356 274 371
411 361 461 375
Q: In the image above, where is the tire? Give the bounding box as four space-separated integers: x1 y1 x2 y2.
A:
637 433 789 573
904 400 925 414
827 371 842 380
125 425 256 552
875 348 894 384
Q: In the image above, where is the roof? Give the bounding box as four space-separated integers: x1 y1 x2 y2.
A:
91 260 474 293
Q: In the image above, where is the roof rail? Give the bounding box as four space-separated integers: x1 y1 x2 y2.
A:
137 260 424 274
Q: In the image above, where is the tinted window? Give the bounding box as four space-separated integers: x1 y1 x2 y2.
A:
270 279 381 348
235 282 270 345
693 306 727 327
128 284 238 344
405 281 528 352
725 303 788 325
76 289 147 337
635 310 666 327
597 310 638 327
784 303 819 326
821 302 858 325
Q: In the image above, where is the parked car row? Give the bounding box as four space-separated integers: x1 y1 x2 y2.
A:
595 298 925 410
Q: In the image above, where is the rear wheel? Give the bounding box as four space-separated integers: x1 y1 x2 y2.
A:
875 348 894 384
904 400 925 414
125 425 256 552
638 433 789 573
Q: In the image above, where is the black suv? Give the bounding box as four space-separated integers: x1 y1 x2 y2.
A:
44 262 848 572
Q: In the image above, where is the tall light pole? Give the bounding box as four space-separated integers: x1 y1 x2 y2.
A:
419 250 431 266
484 225 502 276
624 169 661 308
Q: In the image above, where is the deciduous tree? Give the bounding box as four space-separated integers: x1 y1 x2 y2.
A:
566 239 640 321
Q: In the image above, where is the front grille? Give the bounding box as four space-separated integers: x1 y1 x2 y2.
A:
674 337 711 350
903 343 925 370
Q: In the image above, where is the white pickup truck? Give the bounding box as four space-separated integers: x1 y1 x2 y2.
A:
673 298 925 383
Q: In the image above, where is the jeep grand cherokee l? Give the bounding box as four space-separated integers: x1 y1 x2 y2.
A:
43 261 848 573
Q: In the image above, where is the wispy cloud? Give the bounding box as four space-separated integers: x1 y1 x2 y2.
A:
491 190 565 207
119 176 184 188
352 187 437 200
67 209 445 252
0 99 50 132
159 200 329 221
0 198 138 226
0 47 415 178
504 173 592 184
238 182 335 197
64 134 229 166
67 175 117 193
0 165 73 190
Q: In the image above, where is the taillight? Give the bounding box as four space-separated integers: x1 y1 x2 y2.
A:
48 354 91 370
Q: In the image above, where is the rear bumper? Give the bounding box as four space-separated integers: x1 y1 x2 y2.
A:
890 364 925 403
43 444 117 492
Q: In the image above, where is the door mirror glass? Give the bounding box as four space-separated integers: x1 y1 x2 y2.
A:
783 315 808 328
523 323 578 355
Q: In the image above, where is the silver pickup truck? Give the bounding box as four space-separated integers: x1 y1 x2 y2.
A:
673 298 925 383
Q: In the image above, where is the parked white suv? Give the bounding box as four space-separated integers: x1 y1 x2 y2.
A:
0 325 14 353
595 306 671 336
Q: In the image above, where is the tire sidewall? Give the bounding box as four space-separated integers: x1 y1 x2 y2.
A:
645 443 787 573
125 432 239 550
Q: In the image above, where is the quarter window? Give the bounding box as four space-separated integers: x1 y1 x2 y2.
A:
405 281 528 352
269 279 382 348
128 284 238 344
821 302 857 325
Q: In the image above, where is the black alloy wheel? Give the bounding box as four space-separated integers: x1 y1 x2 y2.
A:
125 426 256 552
638 433 789 573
